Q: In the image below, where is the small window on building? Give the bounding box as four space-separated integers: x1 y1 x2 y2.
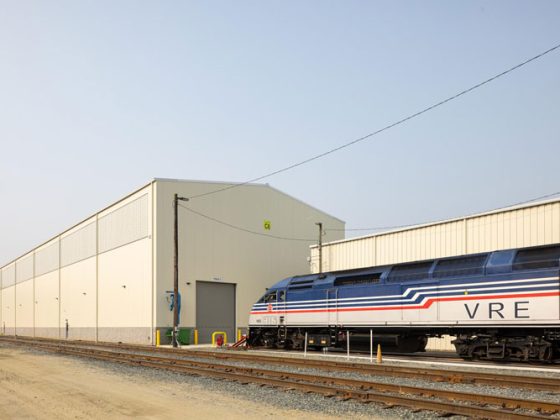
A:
433 255 488 278
513 246 560 271
334 273 382 287
387 261 433 283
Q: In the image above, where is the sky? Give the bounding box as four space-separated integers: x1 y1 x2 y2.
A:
0 1 559 265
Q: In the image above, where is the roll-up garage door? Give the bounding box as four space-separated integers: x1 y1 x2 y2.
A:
196 281 236 344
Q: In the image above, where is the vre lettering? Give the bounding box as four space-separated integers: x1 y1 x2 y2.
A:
463 301 530 319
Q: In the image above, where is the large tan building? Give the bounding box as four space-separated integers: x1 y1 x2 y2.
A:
0 179 344 344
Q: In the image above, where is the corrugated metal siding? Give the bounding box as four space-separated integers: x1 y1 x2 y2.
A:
98 194 148 253
36 241 60 276
466 203 560 254
2 265 15 288
427 336 454 351
16 255 33 283
313 200 560 273
61 222 96 267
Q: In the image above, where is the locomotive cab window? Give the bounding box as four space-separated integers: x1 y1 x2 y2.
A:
258 291 277 303
264 291 277 303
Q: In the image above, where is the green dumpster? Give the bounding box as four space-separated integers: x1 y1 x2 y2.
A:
165 328 193 345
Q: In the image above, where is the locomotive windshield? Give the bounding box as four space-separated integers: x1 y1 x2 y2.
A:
258 290 277 303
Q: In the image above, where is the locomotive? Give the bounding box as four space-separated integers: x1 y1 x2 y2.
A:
247 243 560 362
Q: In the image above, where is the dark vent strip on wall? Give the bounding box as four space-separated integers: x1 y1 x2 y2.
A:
513 245 560 271
433 254 488 278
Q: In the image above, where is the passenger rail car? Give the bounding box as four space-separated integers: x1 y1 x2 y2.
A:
248 244 560 362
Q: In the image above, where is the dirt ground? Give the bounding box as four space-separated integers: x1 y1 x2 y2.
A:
0 345 347 419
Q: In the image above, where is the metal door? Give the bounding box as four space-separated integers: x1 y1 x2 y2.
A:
196 281 236 344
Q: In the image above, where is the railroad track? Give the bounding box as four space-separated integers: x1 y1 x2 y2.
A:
1 337 559 419
6 335 558 392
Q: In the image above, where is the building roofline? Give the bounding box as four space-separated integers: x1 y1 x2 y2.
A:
1 178 345 270
153 177 265 187
1 180 155 271
264 184 345 224
154 178 345 224
311 196 560 249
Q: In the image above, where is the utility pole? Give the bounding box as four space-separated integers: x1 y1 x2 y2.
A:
315 222 323 274
173 193 189 347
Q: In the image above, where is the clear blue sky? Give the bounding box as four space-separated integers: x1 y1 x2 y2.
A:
1 1 559 265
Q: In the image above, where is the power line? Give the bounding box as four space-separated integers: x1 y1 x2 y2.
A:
324 190 560 233
177 204 316 242
187 43 560 201
178 189 560 243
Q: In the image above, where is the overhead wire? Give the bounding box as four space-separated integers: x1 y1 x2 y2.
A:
176 189 560 243
324 190 560 233
177 204 316 242
186 43 560 201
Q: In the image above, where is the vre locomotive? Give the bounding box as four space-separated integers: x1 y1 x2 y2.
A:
247 243 560 362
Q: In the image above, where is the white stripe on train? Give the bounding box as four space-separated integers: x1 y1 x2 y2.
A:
252 276 559 308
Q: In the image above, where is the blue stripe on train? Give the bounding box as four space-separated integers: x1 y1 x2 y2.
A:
251 281 559 312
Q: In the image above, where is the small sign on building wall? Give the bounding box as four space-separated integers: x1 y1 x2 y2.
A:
263 220 271 230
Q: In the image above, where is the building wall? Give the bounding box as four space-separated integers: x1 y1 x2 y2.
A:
98 238 152 343
35 270 59 338
33 238 60 338
61 257 96 340
0 183 153 344
97 188 153 343
15 254 34 336
1 263 15 335
1 179 342 345
154 180 345 342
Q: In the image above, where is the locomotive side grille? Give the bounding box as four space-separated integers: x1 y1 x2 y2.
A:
433 254 488 278
288 278 314 289
288 284 313 290
513 245 560 271
334 272 381 287
387 261 433 283
290 278 314 284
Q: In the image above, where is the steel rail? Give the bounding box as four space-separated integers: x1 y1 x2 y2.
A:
8 336 558 392
53 348 549 419
2 338 558 418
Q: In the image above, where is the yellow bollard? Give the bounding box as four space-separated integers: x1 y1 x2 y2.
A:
237 329 242 341
194 329 199 345
156 330 160 347
376 344 382 364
